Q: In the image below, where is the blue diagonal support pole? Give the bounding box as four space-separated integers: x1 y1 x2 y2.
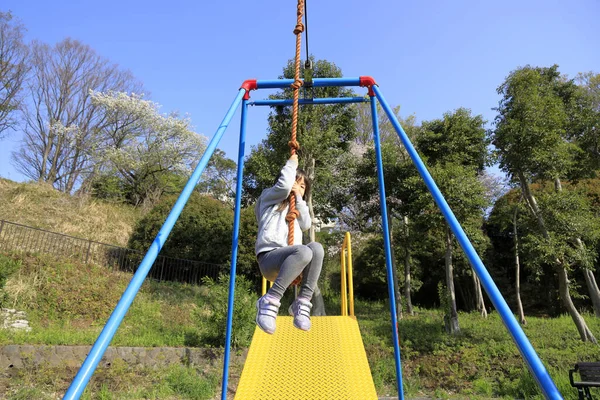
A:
63 88 246 400
370 94 404 400
221 96 249 400
372 84 562 400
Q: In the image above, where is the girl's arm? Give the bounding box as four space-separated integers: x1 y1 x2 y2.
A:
295 194 312 231
260 156 298 207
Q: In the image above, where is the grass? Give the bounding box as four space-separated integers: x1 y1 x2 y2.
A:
1 360 220 400
354 298 600 399
0 178 142 246
1 251 600 399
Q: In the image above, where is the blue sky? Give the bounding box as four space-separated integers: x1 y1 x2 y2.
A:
1 0 599 182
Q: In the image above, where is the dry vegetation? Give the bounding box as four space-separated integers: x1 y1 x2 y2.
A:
0 178 142 246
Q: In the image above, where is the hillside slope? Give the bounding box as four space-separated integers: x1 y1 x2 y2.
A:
0 178 142 246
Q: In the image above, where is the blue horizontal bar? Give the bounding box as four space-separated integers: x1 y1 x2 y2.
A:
256 77 362 89
249 97 369 106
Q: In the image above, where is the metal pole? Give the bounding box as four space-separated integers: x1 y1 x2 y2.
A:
370 94 404 400
221 96 249 400
63 88 246 400
372 85 562 400
256 77 361 89
85 240 92 264
249 97 369 106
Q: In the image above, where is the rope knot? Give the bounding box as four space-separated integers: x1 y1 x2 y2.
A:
291 79 303 90
293 23 305 35
288 140 300 152
286 209 300 223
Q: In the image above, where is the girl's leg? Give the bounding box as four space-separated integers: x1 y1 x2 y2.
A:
298 242 324 300
258 245 312 300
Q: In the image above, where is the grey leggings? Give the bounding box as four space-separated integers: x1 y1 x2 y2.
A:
258 242 324 301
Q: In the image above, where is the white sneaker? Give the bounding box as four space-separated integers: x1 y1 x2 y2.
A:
291 297 312 331
256 295 281 334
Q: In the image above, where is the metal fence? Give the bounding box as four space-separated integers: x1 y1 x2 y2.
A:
0 219 223 285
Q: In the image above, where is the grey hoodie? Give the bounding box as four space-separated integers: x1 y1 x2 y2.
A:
254 158 312 256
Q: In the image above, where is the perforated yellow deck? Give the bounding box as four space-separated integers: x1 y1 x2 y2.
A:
234 316 378 399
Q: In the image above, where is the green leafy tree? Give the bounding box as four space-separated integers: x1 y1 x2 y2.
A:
196 149 236 207
129 193 233 269
351 103 420 317
492 65 598 342
486 189 530 325
129 192 260 283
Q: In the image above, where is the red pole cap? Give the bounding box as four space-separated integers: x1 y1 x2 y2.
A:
240 79 258 100
359 76 378 97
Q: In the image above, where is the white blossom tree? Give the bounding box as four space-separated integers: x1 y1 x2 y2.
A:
90 91 206 207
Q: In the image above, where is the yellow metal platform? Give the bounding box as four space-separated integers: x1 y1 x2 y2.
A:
234 316 378 400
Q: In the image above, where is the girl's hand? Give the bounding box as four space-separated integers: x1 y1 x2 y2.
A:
289 154 298 163
292 181 305 197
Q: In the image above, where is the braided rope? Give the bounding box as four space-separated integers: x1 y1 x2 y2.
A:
287 0 305 287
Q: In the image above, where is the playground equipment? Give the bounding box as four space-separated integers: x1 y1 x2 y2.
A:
63 1 564 399
237 233 378 399
63 76 565 400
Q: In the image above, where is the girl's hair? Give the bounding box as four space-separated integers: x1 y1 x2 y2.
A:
275 168 312 212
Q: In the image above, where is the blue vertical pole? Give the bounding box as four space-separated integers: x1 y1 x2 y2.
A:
63 89 246 400
372 85 562 400
370 95 404 400
220 96 248 400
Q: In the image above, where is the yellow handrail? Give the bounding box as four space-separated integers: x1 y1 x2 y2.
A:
261 276 273 296
341 232 355 317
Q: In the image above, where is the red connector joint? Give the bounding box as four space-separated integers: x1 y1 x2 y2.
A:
359 76 378 97
240 79 258 100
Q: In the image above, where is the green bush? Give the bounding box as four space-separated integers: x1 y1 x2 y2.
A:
128 192 261 282
190 274 257 348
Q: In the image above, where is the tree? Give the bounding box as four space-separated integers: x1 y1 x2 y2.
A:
90 91 206 207
0 11 28 138
412 108 490 333
129 193 233 270
486 189 528 325
12 38 140 192
492 65 598 342
129 193 260 284
196 149 236 207
351 102 420 318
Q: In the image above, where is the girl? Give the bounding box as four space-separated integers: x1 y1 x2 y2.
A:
254 154 324 334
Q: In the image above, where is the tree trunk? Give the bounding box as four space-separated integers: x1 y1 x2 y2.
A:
472 272 487 318
387 210 402 321
471 270 480 310
555 177 600 318
403 216 414 316
305 157 325 316
513 203 527 326
445 228 460 334
576 238 600 317
557 266 597 343
519 172 595 342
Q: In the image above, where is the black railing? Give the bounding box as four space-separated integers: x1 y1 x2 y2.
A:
0 220 222 285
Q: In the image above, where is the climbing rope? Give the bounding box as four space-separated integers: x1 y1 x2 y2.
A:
287 0 305 286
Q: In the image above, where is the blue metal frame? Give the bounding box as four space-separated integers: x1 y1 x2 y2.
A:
63 76 562 400
249 97 369 106
370 95 404 400
372 84 562 400
220 98 248 400
256 77 361 89
63 89 247 400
